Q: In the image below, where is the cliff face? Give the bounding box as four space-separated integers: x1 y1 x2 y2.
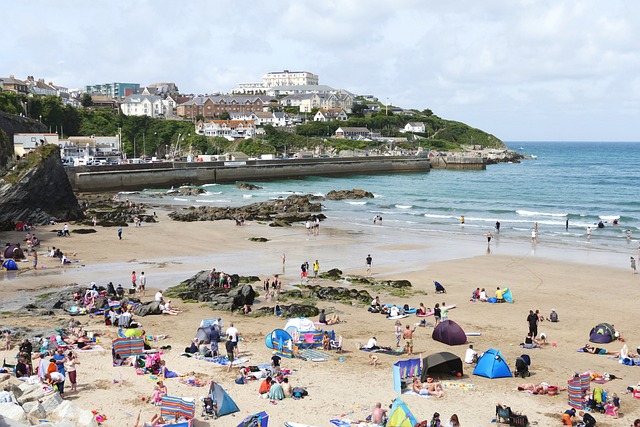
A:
0 111 48 173
0 144 84 225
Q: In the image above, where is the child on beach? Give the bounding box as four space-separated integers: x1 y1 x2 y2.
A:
150 381 167 405
4 330 11 351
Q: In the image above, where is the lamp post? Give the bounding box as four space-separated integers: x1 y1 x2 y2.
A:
165 144 168 160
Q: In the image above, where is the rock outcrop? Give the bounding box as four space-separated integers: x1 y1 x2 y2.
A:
169 194 324 224
255 303 319 318
325 189 374 200
165 270 259 311
0 145 84 225
288 285 373 304
0 111 48 174
236 182 262 190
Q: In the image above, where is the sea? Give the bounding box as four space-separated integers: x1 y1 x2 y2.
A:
132 141 639 269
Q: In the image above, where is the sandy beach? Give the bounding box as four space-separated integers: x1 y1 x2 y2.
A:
1 207 639 427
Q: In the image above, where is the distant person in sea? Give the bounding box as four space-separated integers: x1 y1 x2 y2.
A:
566 219 569 231
460 215 465 225
495 221 500 232
631 257 636 274
587 226 592 240
531 229 537 242
487 231 492 245
626 229 632 241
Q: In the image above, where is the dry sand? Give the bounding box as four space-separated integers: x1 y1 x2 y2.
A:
1 209 639 427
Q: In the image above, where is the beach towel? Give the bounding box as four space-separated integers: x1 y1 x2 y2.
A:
403 390 432 398
440 381 475 390
360 347 404 356
74 344 105 353
299 349 331 361
193 354 249 366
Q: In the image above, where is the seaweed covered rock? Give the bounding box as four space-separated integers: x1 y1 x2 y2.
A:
318 268 343 280
299 285 372 304
256 303 319 318
236 182 262 190
166 270 257 311
325 189 374 200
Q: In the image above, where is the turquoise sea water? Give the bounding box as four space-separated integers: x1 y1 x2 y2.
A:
144 141 640 254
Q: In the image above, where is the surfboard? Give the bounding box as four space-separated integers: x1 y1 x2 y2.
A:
387 314 409 320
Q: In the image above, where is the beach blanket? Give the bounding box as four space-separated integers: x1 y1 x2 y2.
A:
403 390 432 398
440 381 475 390
75 344 105 353
386 314 409 320
192 354 249 366
299 349 331 361
178 377 207 387
285 423 322 427
360 347 404 356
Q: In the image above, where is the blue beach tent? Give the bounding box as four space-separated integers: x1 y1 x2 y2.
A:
208 381 239 417
473 348 512 379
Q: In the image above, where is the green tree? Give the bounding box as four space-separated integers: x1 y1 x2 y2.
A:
219 111 230 120
80 93 93 108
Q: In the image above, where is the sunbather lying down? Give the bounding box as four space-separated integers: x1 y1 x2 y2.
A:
581 344 615 355
412 377 445 398
517 382 564 394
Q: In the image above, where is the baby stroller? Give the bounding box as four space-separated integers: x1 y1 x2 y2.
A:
515 355 531 378
434 281 446 294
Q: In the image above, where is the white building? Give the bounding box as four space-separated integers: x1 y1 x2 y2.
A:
196 120 255 140
120 94 176 118
314 108 348 122
401 122 426 133
263 70 319 87
13 133 60 157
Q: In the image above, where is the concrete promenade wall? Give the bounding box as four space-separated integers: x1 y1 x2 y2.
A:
429 156 486 170
66 157 430 192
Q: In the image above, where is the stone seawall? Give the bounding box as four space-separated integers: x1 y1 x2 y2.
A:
429 156 486 170
66 156 430 192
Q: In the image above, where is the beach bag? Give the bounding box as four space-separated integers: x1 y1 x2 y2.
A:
235 376 245 385
511 414 529 427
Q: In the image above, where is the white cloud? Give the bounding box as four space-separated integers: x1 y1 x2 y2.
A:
2 0 639 140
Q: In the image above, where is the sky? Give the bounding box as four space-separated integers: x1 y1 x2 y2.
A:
3 1 640 141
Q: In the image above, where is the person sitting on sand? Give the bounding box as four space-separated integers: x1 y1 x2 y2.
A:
319 309 342 325
364 337 379 350
258 376 272 395
561 408 576 426
479 288 488 302
282 377 293 397
371 402 387 425
582 343 615 355
268 380 284 401
412 377 428 395
521 332 541 349
158 302 179 316
416 303 427 315
578 410 596 427
538 332 548 346
150 381 167 405
322 332 331 350
159 360 181 378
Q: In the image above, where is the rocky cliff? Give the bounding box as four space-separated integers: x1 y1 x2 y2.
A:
0 111 47 174
0 144 84 225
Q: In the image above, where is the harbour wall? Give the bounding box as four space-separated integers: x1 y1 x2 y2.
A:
66 156 431 192
429 156 486 170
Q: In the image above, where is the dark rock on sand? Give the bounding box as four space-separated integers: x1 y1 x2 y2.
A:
0 145 84 225
169 194 323 225
248 237 269 242
346 276 412 289
236 182 263 190
165 270 257 311
256 303 319 318
134 301 163 316
325 189 374 200
319 268 343 280
299 285 372 304
71 228 97 234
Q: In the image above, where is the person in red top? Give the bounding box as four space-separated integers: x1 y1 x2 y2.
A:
131 271 137 290
258 377 272 395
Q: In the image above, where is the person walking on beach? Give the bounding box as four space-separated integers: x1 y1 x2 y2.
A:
366 254 373 276
394 320 403 348
131 271 137 290
631 257 636 274
526 310 539 338
487 231 492 245
300 262 308 284
281 253 286 273
117 227 123 240
139 272 147 297
313 259 320 280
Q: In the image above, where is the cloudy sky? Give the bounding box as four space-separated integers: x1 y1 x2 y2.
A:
4 1 640 141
